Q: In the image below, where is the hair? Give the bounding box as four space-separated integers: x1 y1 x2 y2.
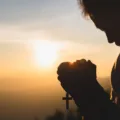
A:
78 0 112 17
78 0 90 17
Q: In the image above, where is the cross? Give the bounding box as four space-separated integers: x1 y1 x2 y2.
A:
62 93 72 110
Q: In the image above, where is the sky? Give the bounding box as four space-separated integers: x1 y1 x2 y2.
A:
0 0 120 78
0 0 120 120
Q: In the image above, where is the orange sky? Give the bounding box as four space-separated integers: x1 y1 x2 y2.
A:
0 40 119 79
0 0 120 93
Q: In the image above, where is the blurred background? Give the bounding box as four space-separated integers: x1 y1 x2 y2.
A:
0 0 119 120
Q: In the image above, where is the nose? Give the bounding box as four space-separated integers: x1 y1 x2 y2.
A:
105 30 120 45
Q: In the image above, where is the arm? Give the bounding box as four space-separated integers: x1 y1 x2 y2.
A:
57 59 120 120
74 80 120 120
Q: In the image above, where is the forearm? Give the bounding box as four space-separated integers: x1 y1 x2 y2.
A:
73 80 120 120
57 60 120 120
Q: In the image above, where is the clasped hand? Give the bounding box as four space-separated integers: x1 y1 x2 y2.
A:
57 59 103 107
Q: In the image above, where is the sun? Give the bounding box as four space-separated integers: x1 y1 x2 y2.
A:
33 40 59 67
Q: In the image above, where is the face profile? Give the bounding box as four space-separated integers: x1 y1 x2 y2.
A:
91 7 120 46
79 1 120 46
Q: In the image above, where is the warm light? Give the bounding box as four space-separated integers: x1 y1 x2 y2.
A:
33 40 59 67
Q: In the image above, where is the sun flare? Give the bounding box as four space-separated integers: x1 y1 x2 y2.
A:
33 40 59 67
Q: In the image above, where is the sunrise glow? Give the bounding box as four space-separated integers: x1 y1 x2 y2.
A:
33 40 59 67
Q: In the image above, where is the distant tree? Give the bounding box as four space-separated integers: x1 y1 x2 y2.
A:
34 116 39 120
66 110 76 120
45 110 64 120
45 109 82 120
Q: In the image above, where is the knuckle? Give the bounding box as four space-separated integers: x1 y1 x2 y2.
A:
57 62 70 74
76 59 87 64
88 60 96 67
59 62 69 68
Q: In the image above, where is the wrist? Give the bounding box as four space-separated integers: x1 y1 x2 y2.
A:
73 80 110 112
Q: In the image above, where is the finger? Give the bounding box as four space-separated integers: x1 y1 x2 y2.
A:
87 60 96 69
60 83 69 94
57 62 70 75
76 59 87 65
75 59 87 70
87 60 97 79
57 74 69 83
80 59 86 63
58 72 76 85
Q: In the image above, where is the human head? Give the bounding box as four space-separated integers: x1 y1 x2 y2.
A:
78 0 120 46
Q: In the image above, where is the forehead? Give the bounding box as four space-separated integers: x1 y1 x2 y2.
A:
90 5 120 30
87 1 120 15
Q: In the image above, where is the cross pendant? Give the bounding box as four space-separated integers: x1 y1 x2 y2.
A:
62 93 72 110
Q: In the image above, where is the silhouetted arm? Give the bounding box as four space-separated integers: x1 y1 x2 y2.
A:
73 79 120 120
57 60 120 120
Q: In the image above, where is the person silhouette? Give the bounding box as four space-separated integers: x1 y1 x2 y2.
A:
57 1 120 120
